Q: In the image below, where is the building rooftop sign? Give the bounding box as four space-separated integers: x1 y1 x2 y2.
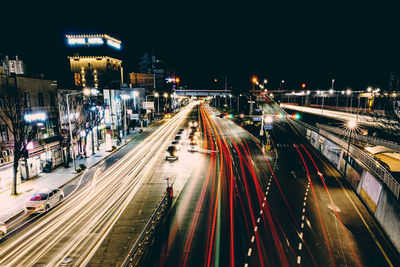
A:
65 34 122 50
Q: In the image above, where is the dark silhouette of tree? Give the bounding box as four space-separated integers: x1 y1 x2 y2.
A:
0 75 37 195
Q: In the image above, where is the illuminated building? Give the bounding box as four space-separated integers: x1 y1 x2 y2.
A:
65 34 123 89
0 75 62 188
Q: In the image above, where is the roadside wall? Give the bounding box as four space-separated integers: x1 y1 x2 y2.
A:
302 127 400 251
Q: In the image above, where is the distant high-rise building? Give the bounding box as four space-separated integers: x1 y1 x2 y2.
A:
139 52 165 91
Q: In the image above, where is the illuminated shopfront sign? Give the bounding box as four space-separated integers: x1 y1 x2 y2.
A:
24 112 47 123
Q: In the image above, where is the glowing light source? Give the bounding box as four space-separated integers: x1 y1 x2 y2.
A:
301 83 306 88
347 120 357 129
68 38 85 45
87 37 104 44
24 112 47 122
107 39 121 49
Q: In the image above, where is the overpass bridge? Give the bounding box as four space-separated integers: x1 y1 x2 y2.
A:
280 103 400 130
175 89 232 97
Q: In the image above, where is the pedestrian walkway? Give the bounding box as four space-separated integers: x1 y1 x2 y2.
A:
0 129 144 223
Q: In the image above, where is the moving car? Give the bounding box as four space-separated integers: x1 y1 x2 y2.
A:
188 141 198 152
25 188 64 213
171 140 182 150
0 221 6 240
165 145 179 160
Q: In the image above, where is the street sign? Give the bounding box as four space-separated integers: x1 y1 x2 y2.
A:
142 101 154 110
239 113 245 119
264 124 273 130
252 117 261 121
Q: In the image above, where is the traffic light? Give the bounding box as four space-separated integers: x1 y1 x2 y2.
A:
292 113 301 120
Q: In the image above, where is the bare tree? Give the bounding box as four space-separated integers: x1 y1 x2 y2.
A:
0 75 37 195
56 90 90 164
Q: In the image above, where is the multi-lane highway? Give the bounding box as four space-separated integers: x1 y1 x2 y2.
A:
143 102 400 266
0 102 197 266
0 100 399 267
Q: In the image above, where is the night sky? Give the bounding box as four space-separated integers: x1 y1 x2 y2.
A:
1 1 399 92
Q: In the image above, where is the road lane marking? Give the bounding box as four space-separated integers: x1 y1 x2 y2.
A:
248 248 252 256
301 223 304 229
297 256 301 264
302 215 305 221
257 218 261 223
254 226 258 232
251 236 255 243
298 243 302 250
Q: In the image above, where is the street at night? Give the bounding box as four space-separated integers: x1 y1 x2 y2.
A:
2 2 400 267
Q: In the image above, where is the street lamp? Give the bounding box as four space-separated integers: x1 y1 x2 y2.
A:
120 94 131 138
66 88 97 172
154 92 159 115
279 80 285 91
343 119 357 181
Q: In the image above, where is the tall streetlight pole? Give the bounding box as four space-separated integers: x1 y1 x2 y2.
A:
343 120 357 181
154 92 159 115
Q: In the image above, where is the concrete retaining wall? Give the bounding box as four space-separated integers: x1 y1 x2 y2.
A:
303 127 400 252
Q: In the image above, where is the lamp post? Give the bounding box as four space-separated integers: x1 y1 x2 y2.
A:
120 94 130 138
279 80 285 91
163 92 169 112
343 120 357 181
154 92 159 115
66 88 95 172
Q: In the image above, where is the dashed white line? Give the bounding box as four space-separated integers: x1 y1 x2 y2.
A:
303 202 307 206
301 223 304 229
299 232 303 238
264 197 266 201
262 203 265 208
254 226 258 232
248 248 252 256
302 208 306 213
304 197 307 201
244 264 248 267
251 236 255 243
297 256 301 264
301 215 305 221
260 210 263 215
257 218 261 223
298 243 302 250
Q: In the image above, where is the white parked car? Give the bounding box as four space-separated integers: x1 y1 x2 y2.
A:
0 221 6 240
25 188 64 213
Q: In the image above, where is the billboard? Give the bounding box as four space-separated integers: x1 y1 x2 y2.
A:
360 171 382 212
142 101 154 110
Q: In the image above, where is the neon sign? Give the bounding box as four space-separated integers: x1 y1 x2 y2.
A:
107 39 121 49
68 38 86 45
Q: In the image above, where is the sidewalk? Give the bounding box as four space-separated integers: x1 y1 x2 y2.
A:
0 128 144 223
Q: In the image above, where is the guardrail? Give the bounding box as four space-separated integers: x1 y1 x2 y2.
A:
275 101 400 199
121 194 171 267
318 129 400 199
316 123 400 153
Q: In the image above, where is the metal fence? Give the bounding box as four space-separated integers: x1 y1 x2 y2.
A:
274 102 400 199
121 194 171 267
317 123 400 153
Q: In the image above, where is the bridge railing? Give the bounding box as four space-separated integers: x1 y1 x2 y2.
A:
274 101 400 199
316 123 400 153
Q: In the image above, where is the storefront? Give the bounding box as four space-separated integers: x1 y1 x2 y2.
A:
21 140 63 179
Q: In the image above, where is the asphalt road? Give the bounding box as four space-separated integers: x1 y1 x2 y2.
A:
0 102 198 266
143 102 400 267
